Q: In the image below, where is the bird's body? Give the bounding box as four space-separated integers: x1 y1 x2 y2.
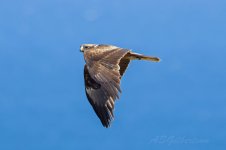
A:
80 44 160 127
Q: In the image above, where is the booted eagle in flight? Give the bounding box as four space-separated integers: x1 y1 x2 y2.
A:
80 44 160 127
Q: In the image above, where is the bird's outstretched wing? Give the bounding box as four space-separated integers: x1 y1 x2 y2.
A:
84 47 130 127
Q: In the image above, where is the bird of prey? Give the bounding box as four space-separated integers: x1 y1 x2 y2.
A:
80 44 160 127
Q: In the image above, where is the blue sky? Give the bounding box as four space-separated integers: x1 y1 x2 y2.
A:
0 0 226 149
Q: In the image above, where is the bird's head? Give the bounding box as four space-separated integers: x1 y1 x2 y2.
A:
80 44 97 52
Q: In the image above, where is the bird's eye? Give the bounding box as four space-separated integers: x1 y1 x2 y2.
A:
84 46 89 49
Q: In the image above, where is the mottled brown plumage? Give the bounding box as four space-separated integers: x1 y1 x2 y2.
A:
80 44 160 127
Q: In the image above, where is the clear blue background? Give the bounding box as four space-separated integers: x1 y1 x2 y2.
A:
0 0 226 149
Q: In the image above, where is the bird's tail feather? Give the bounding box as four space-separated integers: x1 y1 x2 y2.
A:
126 52 160 62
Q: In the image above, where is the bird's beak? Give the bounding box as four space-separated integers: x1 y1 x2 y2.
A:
80 45 84 52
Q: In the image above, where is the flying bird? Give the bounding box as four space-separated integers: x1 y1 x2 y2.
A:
80 44 160 127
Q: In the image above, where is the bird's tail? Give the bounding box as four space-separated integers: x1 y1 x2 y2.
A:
125 52 160 62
